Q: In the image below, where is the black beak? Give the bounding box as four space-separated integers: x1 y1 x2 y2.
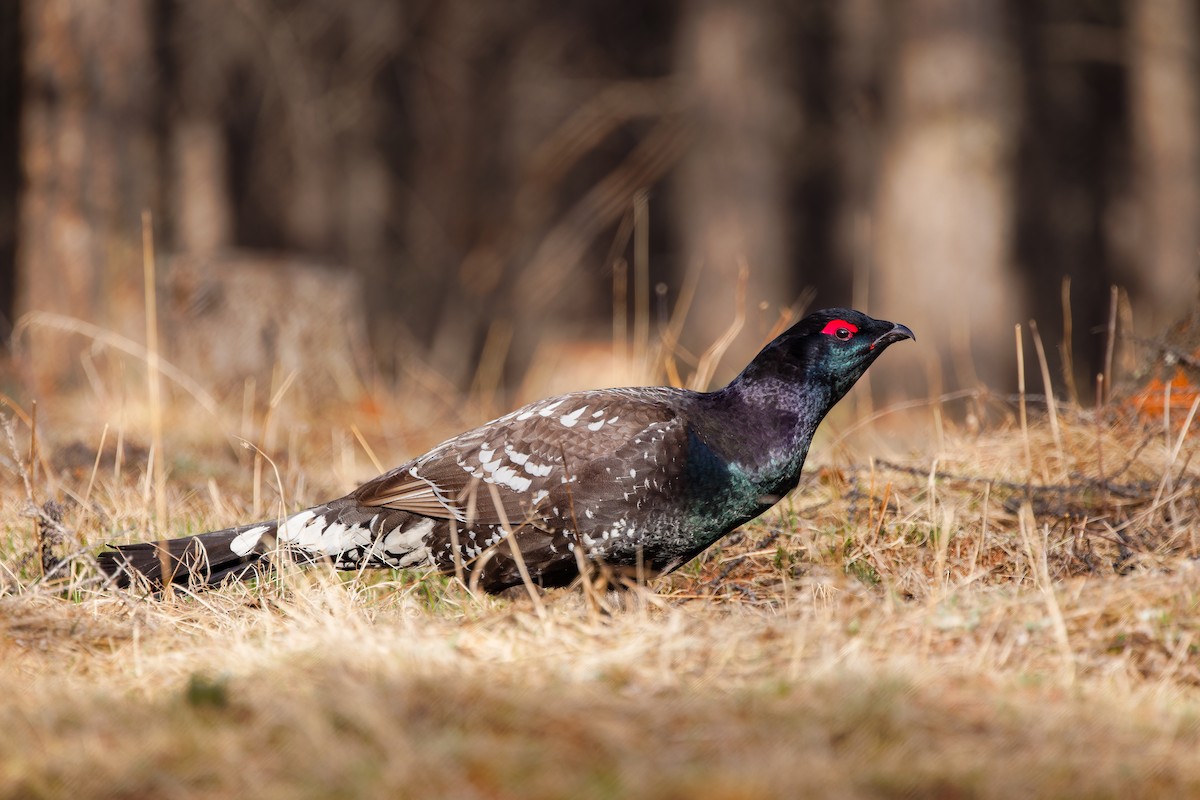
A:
870 322 915 350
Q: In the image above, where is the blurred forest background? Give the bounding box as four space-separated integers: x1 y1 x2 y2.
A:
1 0 1198 412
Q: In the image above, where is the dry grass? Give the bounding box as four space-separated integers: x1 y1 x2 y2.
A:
2 384 1200 799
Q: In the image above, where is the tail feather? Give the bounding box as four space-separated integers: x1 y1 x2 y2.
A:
98 526 273 588
98 500 435 590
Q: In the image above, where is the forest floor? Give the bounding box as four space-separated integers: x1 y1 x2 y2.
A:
1 381 1199 799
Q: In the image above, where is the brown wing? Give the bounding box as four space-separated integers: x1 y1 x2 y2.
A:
351 388 686 528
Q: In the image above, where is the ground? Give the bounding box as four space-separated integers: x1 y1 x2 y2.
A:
1 383 1199 799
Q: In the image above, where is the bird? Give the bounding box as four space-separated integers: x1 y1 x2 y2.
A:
98 308 913 594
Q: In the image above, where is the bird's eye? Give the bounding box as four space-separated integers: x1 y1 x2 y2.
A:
820 318 860 340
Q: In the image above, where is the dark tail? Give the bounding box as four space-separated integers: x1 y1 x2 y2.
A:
98 524 275 589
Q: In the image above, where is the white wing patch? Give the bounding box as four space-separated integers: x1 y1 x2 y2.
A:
230 524 271 556
537 398 568 417
437 430 559 496
524 461 553 477
490 464 532 492
558 405 588 427
375 517 434 568
232 510 375 558
311 521 373 555
233 509 432 566
276 510 325 549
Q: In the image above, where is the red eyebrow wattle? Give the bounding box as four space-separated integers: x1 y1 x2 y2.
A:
820 319 858 335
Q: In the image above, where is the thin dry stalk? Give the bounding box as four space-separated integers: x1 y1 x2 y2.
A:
4 414 43 585
0 394 35 431
239 438 289 531
29 400 40 577
931 474 952 600
1060 276 1079 405
469 320 513 417
763 293 809 342
1015 324 1032 480
446 517 466 588
691 260 748 390
1094 373 1106 484
1151 395 1200 511
1019 504 1075 687
239 438 294 596
254 368 298 517
1164 374 1172 433
658 259 703 388
241 377 257 448
1102 284 1119 405
0 396 52 490
78 423 109 530
557 444 606 618
1118 287 1135 378
870 483 891 545
571 536 603 623
965 481 990 580
111 403 127 481
919 459 946 663
1029 320 1063 462
467 547 497 596
485 482 545 618
613 257 628 371
865 459 876 536
350 424 385 474
28 400 36 496
633 190 650 372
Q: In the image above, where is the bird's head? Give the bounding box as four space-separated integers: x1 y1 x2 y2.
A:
736 308 915 404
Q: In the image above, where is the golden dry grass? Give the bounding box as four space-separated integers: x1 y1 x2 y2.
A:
2 383 1200 799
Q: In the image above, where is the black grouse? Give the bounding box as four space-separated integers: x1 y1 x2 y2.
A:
98 308 913 593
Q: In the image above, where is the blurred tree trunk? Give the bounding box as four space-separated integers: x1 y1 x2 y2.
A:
17 0 159 392
674 0 792 384
833 0 886 312
0 2 20 341
171 120 231 256
1009 4 1127 402
1129 0 1200 322
872 0 1018 395
401 2 522 388
169 1 233 256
